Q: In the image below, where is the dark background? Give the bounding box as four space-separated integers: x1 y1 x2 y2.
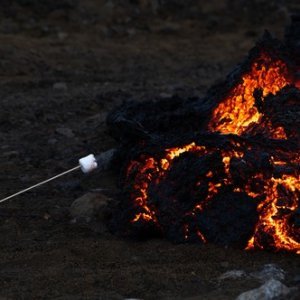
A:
0 1 299 299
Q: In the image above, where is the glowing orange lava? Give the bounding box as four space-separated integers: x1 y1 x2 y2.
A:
125 48 299 253
247 175 300 254
128 143 207 224
209 53 290 137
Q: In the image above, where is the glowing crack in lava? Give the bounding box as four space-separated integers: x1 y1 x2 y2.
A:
127 143 207 224
121 43 300 254
247 174 300 253
208 52 290 138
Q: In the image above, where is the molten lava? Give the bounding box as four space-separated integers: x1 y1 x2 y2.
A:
113 32 300 254
208 52 290 138
127 143 207 224
247 174 300 254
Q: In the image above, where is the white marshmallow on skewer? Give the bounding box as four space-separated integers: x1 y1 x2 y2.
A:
0 149 116 204
79 154 98 173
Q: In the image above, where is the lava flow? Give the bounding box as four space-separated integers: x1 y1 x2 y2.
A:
208 52 290 138
110 30 300 254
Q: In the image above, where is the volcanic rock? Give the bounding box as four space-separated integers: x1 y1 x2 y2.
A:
250 264 285 283
235 279 297 300
70 192 110 222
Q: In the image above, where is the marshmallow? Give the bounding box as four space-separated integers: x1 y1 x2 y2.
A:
79 154 98 173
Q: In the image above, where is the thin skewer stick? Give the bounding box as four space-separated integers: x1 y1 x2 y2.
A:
0 165 80 204
0 149 115 205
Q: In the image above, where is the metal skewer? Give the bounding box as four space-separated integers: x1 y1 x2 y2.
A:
0 165 81 204
0 152 101 204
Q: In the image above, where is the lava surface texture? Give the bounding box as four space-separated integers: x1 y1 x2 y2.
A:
108 18 300 254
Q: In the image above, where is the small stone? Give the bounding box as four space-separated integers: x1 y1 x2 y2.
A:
219 270 247 281
53 82 68 91
250 264 285 282
236 279 297 300
70 192 110 222
55 127 74 138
